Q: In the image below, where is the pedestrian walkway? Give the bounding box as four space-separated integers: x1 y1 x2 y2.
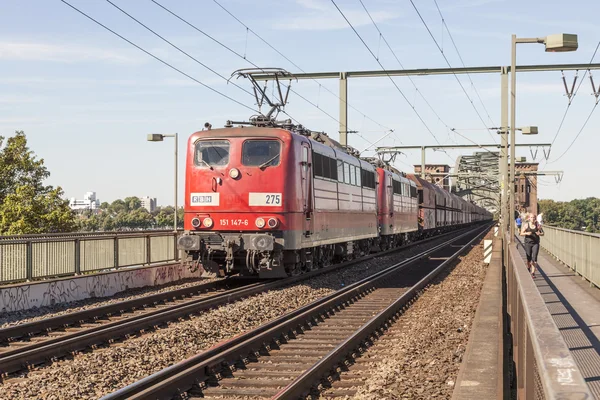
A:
533 249 600 399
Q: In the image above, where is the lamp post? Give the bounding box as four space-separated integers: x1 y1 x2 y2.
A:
509 33 578 241
147 133 179 232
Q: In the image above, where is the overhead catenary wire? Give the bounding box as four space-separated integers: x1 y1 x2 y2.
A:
409 0 497 143
330 0 455 164
548 41 600 148
330 0 439 143
151 0 384 143
210 0 394 133
154 0 399 153
59 0 259 114
546 101 599 164
104 0 255 99
432 0 496 127
357 0 472 162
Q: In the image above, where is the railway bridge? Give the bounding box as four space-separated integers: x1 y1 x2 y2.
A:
0 224 597 399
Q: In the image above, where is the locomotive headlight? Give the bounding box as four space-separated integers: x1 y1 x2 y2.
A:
191 217 201 228
229 168 240 179
255 217 266 229
203 217 214 228
267 218 278 228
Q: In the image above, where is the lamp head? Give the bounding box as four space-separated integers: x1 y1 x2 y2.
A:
520 126 538 135
147 134 164 142
544 34 578 52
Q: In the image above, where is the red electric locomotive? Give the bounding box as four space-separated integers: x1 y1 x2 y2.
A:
177 125 380 278
177 121 491 278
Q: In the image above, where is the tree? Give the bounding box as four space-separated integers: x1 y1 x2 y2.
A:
124 196 141 212
539 197 600 233
0 131 76 235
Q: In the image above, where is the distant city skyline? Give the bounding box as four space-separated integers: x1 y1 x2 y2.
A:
1 0 598 204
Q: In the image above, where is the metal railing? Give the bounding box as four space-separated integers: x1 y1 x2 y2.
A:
0 231 180 284
540 225 600 289
505 236 592 399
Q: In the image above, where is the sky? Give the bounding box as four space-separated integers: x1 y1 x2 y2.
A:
1 0 599 206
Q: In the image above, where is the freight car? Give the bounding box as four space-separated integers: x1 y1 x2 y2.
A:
177 123 491 278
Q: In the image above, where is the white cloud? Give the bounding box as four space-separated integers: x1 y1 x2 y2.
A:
273 0 399 31
0 76 225 88
439 0 506 10
0 95 45 104
0 41 142 64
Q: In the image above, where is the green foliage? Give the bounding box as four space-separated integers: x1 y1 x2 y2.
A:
0 131 76 235
76 196 183 232
539 198 600 233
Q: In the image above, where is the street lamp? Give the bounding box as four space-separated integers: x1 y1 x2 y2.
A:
147 133 179 232
509 33 578 241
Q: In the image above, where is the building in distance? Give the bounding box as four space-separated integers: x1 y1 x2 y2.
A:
69 191 100 213
140 196 157 212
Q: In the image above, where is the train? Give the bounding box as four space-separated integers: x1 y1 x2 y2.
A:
176 123 492 278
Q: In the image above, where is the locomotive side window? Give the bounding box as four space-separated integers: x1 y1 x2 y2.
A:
410 185 417 198
242 140 281 167
322 154 331 178
350 165 356 185
312 152 323 177
337 160 344 183
360 169 376 189
195 140 230 167
343 163 350 184
392 179 402 195
355 166 361 186
329 158 338 180
313 152 339 181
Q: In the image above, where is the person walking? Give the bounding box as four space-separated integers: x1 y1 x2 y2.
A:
516 215 522 231
520 213 544 278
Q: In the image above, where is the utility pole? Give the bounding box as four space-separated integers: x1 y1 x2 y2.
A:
500 67 509 238
339 72 348 146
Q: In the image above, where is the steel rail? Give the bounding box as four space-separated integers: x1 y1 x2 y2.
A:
102 223 490 400
0 278 248 344
273 225 489 398
0 224 480 377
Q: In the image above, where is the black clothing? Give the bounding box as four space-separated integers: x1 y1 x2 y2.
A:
522 221 543 262
523 222 542 244
524 242 540 262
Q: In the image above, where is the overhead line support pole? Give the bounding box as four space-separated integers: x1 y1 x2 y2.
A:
510 35 517 243
421 146 426 178
501 66 509 238
339 72 348 146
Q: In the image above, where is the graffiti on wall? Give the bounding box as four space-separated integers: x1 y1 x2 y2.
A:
0 264 200 312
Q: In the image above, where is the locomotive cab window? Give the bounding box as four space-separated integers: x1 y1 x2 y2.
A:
242 140 281 167
195 140 230 167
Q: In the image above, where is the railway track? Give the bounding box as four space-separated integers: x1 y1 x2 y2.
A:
0 226 478 378
0 278 262 377
102 223 490 400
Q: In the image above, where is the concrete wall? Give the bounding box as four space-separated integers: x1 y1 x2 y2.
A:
0 263 201 312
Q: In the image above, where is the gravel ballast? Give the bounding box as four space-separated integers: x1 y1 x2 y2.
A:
0 236 457 400
337 231 491 400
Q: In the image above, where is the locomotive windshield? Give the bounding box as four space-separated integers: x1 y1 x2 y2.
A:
195 140 230 167
242 140 281 167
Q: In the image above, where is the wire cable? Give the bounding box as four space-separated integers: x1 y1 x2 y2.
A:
409 0 497 143
210 0 395 134
547 101 599 163
549 41 600 147
59 0 258 113
105 0 255 99
151 0 365 136
153 0 394 139
432 0 496 127
331 0 456 164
